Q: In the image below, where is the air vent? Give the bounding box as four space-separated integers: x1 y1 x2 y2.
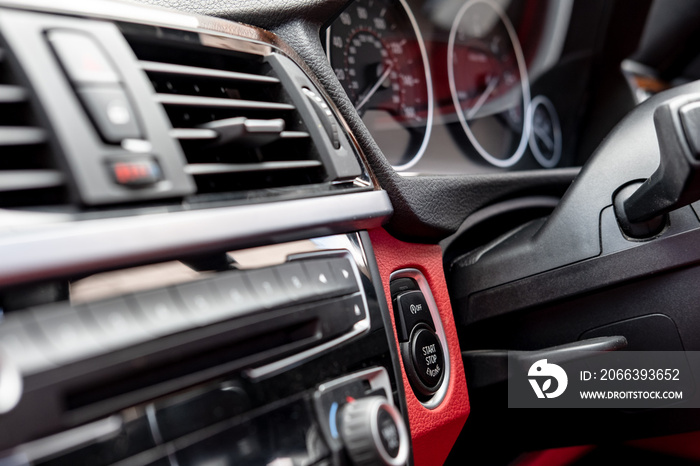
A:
0 43 66 207
126 36 327 198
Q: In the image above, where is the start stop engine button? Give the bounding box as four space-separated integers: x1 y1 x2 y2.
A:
410 326 444 389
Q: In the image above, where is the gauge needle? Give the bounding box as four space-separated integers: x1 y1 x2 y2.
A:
356 63 394 111
533 124 554 151
466 76 499 120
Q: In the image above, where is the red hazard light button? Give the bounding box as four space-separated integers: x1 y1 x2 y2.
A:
110 159 162 186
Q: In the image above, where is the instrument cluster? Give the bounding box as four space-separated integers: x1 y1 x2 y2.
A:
326 0 575 173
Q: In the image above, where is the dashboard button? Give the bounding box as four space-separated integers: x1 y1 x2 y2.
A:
31 306 104 365
345 294 366 327
78 87 142 143
390 277 417 298
47 30 120 85
303 260 339 298
395 290 435 341
323 294 365 337
131 289 190 336
410 327 444 390
247 268 289 309
210 272 258 318
109 158 162 187
175 280 229 325
276 262 312 301
0 318 53 374
327 257 359 295
83 297 150 349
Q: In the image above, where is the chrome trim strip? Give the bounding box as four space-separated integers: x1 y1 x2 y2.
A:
389 268 451 409
0 190 392 287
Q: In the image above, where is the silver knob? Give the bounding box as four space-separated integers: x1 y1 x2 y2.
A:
340 396 409 466
0 348 22 414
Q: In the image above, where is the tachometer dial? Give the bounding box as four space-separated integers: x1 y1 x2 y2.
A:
448 0 531 168
327 0 433 170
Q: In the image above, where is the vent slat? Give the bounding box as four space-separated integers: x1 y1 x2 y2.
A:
155 94 295 111
281 131 310 139
0 85 27 103
140 60 280 84
170 129 310 141
0 170 64 192
0 127 46 146
169 128 219 140
185 160 322 176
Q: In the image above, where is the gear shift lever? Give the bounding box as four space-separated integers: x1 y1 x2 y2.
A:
615 97 700 238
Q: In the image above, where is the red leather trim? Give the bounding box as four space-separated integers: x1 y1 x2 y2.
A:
368 228 470 466
513 446 594 466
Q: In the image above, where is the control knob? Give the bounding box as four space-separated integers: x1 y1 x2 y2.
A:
339 396 409 466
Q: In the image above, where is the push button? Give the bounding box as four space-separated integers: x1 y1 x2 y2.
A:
303 260 338 298
84 297 150 349
78 87 142 143
175 280 227 325
276 262 312 301
246 268 289 309
47 30 120 85
0 318 53 374
410 327 444 390
109 158 162 187
210 272 258 318
390 277 418 298
327 257 359 295
395 290 435 341
31 306 104 365
131 289 190 336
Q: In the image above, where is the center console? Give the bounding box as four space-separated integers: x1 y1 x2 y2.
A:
0 233 411 466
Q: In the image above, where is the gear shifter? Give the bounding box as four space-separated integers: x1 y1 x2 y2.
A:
616 97 700 238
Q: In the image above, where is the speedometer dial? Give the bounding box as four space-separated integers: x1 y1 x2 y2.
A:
327 0 433 171
448 0 531 168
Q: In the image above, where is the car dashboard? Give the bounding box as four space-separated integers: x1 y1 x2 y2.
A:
0 0 699 465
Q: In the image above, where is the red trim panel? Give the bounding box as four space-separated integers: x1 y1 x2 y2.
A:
627 430 700 461
369 228 470 466
513 446 594 466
